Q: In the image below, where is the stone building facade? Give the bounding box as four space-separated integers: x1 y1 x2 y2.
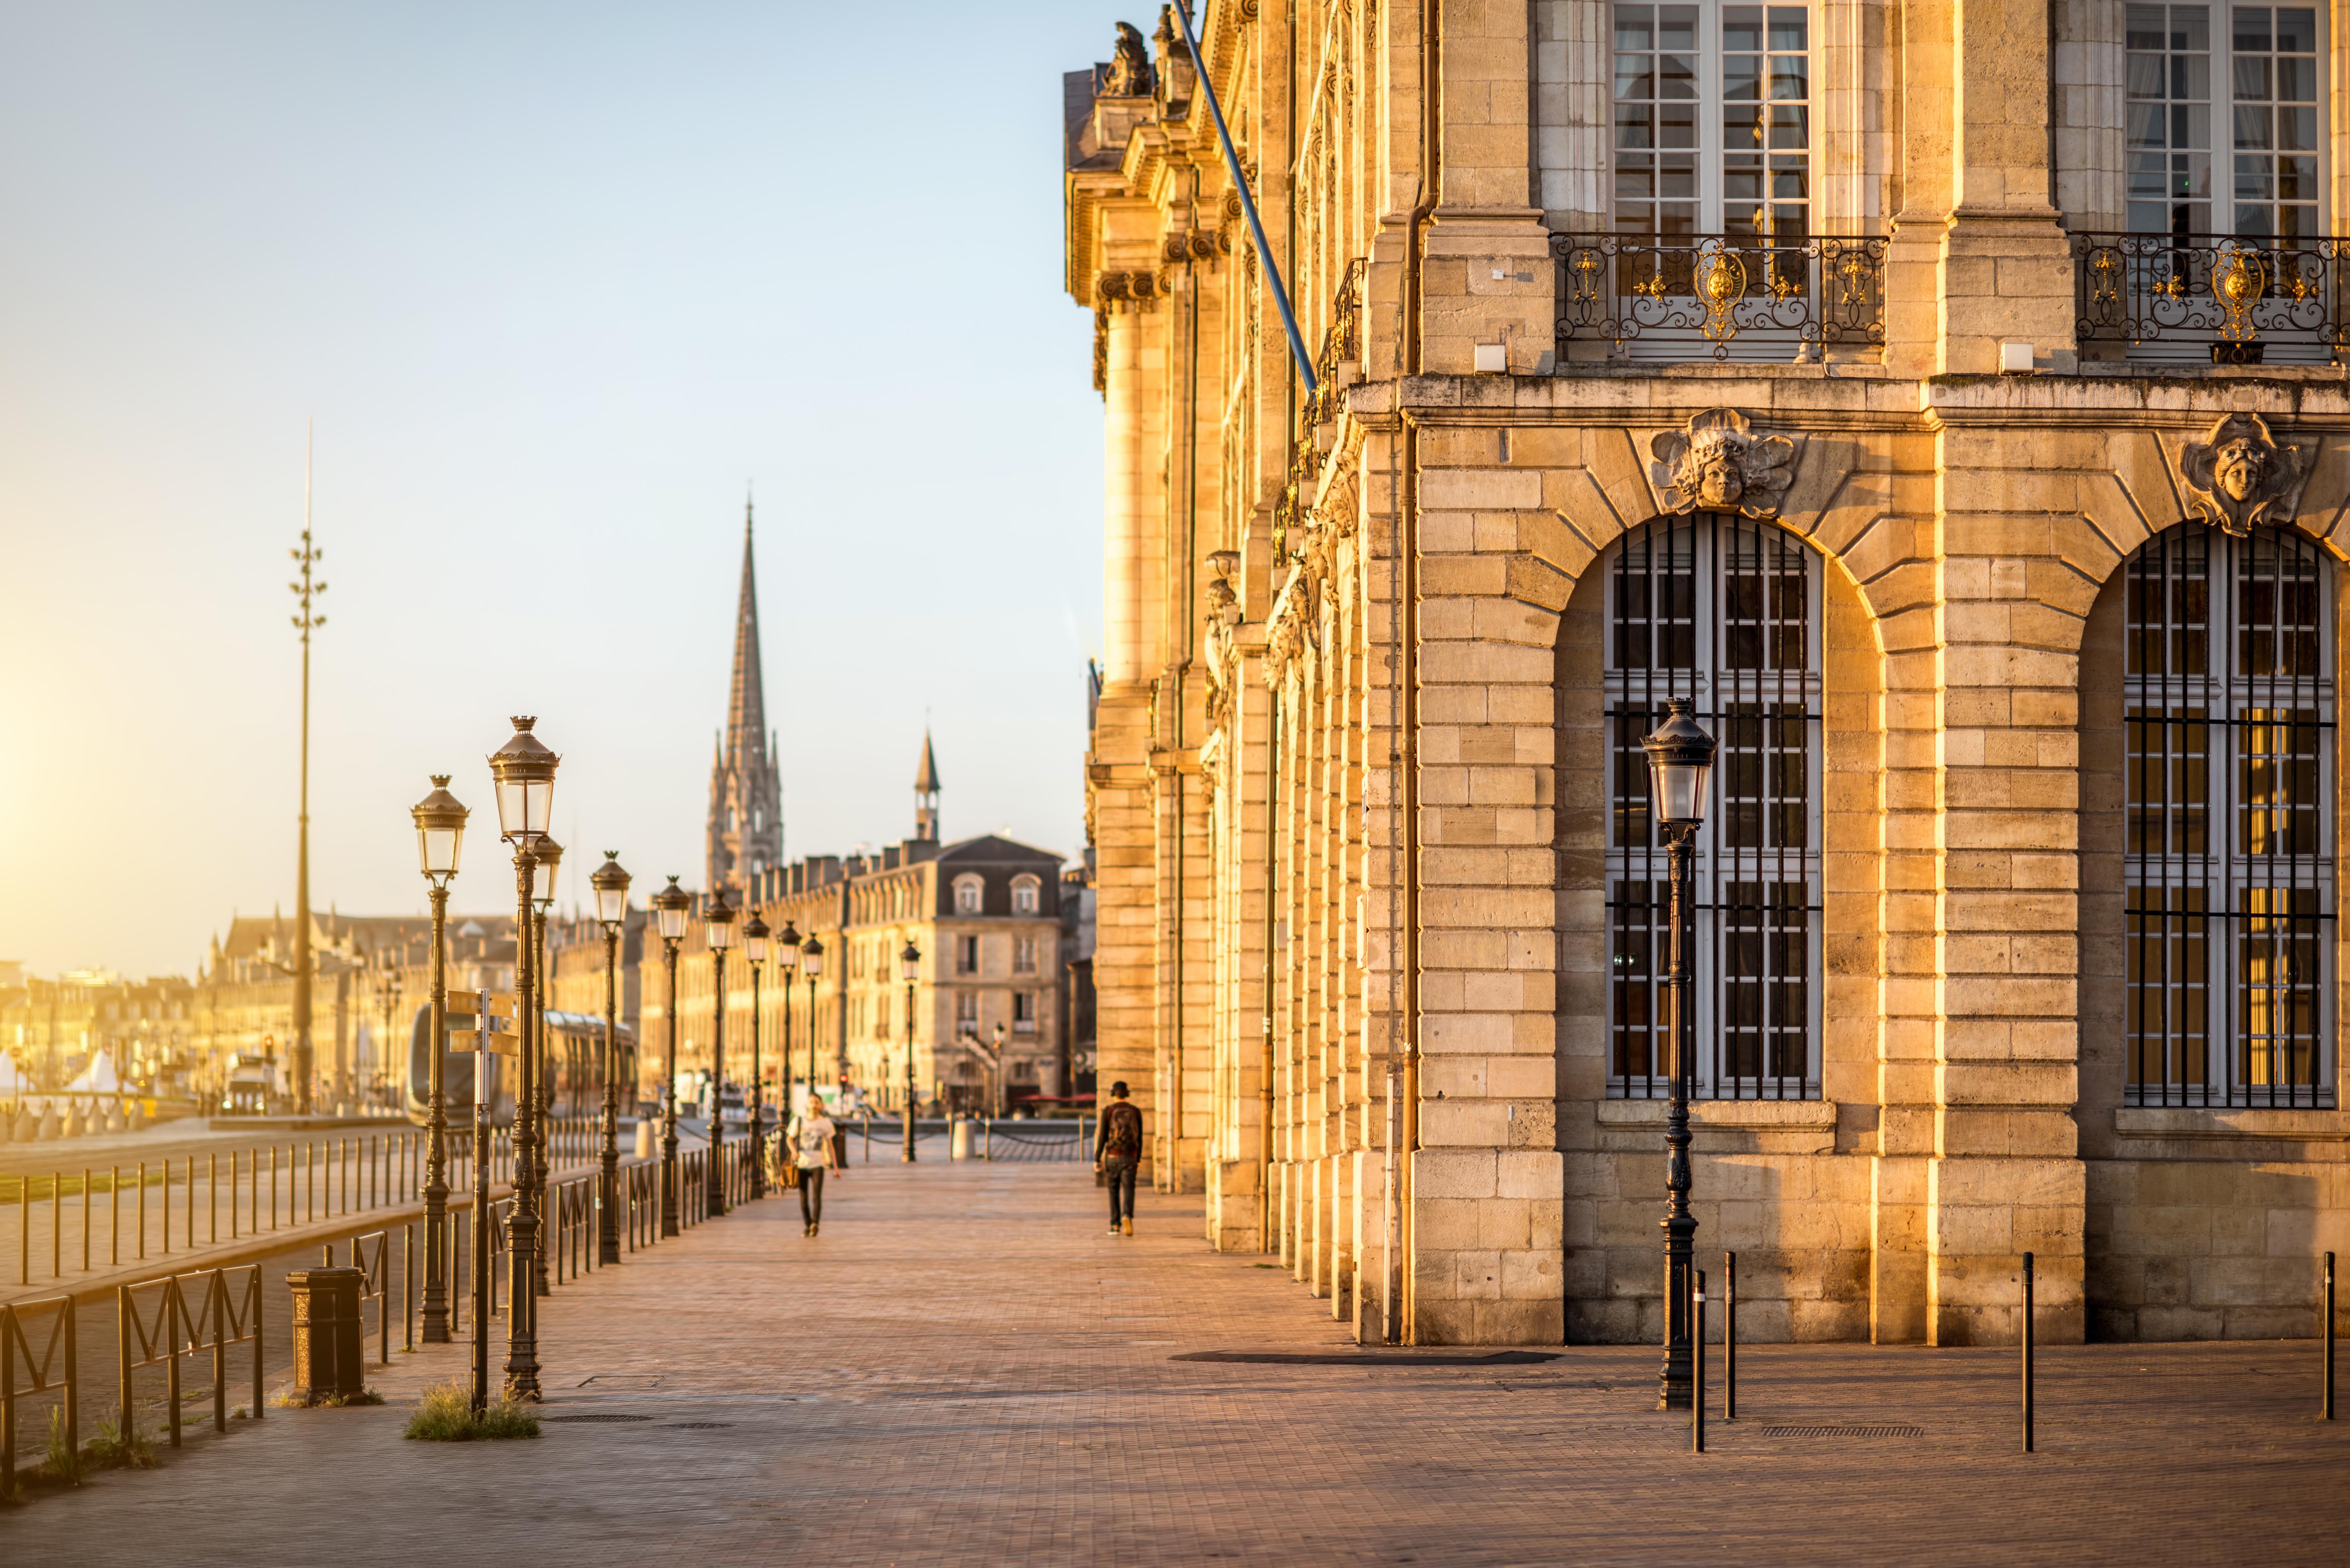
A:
639 743 1073 1113
1065 1 2350 1345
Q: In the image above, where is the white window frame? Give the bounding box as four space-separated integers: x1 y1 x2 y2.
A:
2123 522 2336 1107
954 875 984 916
1610 1 1815 239
2125 2 2330 237
1011 875 1041 916
1602 514 1825 1101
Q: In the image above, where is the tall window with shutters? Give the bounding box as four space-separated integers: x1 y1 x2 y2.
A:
1605 515 1823 1099
2125 523 2335 1106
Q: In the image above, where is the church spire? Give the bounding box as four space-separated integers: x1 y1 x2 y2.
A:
708 495 784 893
913 729 942 841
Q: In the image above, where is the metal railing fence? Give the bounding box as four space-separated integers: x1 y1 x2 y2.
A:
0 1291 76 1496
116 1264 264 1451
2073 232 2348 364
1553 232 1888 363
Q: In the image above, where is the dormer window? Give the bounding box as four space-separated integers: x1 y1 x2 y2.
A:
1011 875 1041 915
954 875 984 915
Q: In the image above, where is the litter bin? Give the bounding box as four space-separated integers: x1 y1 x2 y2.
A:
287 1267 367 1404
950 1119 974 1160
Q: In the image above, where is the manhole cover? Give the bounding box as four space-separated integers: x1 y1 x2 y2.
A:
1757 1424 1924 1439
543 1413 655 1423
577 1375 664 1389
665 1421 735 1429
1172 1350 1559 1366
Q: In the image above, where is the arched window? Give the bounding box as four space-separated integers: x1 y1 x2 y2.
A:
1606 514 1822 1099
2125 523 2334 1107
954 875 984 916
1011 875 1041 915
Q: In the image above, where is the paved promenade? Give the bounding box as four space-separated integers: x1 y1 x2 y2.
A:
6 1160 2344 1566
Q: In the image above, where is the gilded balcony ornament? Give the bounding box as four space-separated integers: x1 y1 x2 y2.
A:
1693 243 1748 343
2089 248 2121 306
2178 412 2308 538
1571 247 1603 303
2211 245 2268 342
1649 408 1797 520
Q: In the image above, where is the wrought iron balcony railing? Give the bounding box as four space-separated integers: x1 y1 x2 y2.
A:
1552 233 1887 364
2074 233 2347 365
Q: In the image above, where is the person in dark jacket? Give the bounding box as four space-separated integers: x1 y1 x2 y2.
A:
1094 1080 1143 1235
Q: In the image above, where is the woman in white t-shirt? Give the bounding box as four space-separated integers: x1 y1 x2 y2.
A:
786 1093 841 1236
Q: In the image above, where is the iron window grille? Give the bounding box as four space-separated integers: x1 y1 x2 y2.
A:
2125 523 2336 1107
1605 514 1824 1099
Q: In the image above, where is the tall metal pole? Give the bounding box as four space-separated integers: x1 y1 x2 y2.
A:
805 973 819 1113
288 429 326 1116
530 904 550 1298
1658 822 1697 1411
598 922 621 1265
748 959 765 1198
504 847 541 1401
902 977 917 1163
708 944 728 1219
471 998 491 1414
660 937 682 1237
421 883 452 1342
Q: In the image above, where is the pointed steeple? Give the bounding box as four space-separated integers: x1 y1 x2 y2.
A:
726 496 767 761
708 495 785 894
913 730 942 841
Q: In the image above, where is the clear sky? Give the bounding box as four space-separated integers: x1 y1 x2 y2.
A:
0 1 1121 979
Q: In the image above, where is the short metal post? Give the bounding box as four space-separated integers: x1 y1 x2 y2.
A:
82 1169 91 1271
138 1161 147 1260
1724 1250 1737 1421
2323 1251 2335 1422
51 1170 60 1277
2021 1250 2035 1454
117 1284 133 1442
111 1165 119 1267
1692 1268 1706 1454
406 1222 416 1351
63 1296 77 1462
209 1153 218 1244
212 1275 227 1433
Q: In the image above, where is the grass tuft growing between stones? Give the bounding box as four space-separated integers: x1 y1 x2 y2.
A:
403 1380 540 1442
82 1418 157 1471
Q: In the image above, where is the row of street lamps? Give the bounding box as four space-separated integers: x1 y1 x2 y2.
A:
410 722 863 1400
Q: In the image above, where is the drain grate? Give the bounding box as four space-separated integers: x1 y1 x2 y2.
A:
542 1413 655 1423
1757 1424 1924 1439
665 1421 736 1429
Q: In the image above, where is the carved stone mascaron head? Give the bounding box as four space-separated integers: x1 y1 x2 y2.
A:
2179 412 2307 537
1649 408 1799 519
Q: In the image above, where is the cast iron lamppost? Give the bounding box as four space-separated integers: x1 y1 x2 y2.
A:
653 876 691 1237
590 852 630 1265
743 911 770 1195
703 887 735 1218
800 935 824 1104
410 775 467 1343
487 715 558 1401
900 940 921 1162
528 835 562 1297
1643 696 1716 1413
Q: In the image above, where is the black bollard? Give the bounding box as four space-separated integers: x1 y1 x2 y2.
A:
2022 1250 2035 1454
1725 1250 1737 1421
2324 1251 2336 1422
1692 1268 1707 1454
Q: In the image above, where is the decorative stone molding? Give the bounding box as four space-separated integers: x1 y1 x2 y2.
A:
1095 269 1170 306
2178 412 2310 537
1648 408 1799 520
1103 22 1154 96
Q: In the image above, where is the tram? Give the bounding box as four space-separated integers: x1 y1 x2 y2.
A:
404 1004 639 1127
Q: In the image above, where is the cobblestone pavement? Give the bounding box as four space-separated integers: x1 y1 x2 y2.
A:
7 1162 2344 1566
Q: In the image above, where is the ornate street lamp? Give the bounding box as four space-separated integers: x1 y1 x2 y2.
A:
486 715 557 1402
590 851 630 1265
991 1020 1007 1119
800 935 824 1110
743 909 769 1197
410 775 466 1345
1642 696 1716 1413
703 887 735 1218
652 876 691 1237
900 940 921 1163
527 834 561 1299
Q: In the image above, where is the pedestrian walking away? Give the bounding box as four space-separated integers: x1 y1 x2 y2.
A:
788 1093 842 1235
1095 1079 1143 1235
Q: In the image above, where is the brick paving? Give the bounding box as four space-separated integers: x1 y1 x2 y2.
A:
6 1160 2344 1566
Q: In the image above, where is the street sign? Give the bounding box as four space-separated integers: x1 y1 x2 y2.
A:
446 990 519 1053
